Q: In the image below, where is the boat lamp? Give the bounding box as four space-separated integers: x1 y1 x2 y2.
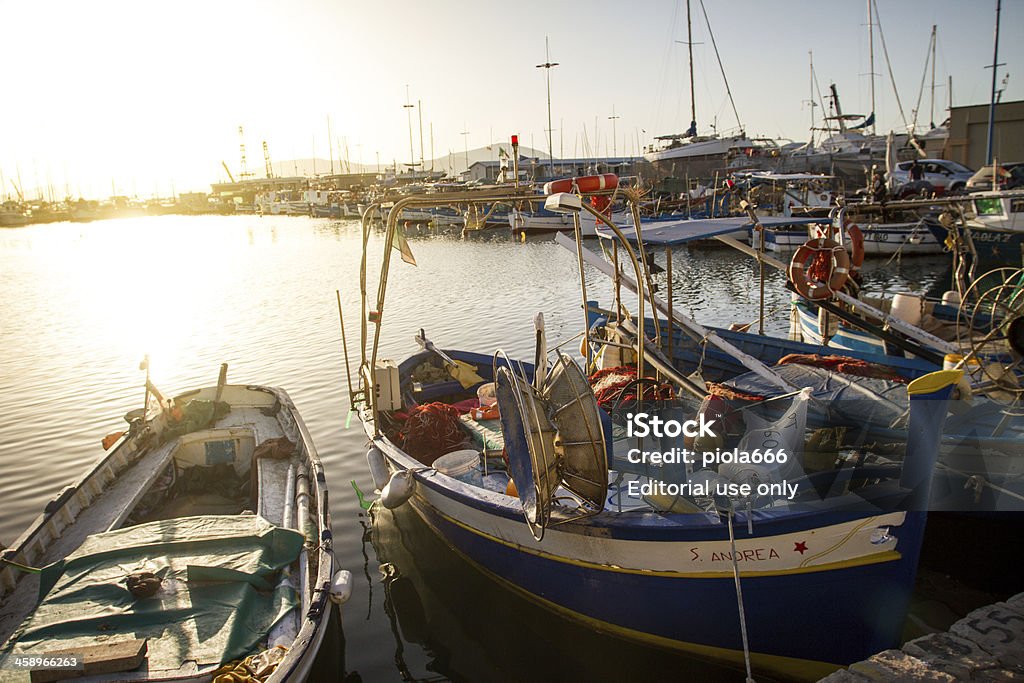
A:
544 192 582 214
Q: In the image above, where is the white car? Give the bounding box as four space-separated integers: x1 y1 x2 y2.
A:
890 159 974 194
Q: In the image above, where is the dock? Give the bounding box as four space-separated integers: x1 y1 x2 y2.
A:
821 592 1024 681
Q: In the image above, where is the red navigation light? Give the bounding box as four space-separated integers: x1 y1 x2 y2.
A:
511 135 519 145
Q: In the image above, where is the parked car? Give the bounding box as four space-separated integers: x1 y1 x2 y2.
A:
889 159 975 194
966 162 1024 190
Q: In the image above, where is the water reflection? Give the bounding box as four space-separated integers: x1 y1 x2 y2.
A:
0 215 964 682
366 503 746 683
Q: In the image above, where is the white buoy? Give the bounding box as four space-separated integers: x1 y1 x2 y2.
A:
366 447 390 491
329 569 354 605
890 293 923 327
941 290 961 306
381 470 415 509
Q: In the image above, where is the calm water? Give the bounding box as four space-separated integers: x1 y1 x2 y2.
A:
0 215 954 681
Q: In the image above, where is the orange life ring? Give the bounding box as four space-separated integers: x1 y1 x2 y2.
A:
789 238 851 300
846 223 865 271
543 173 618 195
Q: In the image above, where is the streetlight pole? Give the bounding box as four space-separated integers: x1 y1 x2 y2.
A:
461 127 470 174
536 36 559 174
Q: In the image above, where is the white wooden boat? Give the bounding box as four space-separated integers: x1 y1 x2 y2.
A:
0 375 350 682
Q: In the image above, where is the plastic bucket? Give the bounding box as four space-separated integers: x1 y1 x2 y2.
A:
434 449 480 478
891 293 923 327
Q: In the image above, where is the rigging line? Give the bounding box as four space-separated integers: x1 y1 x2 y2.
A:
871 0 909 130
697 0 743 134
653 0 683 133
911 27 936 134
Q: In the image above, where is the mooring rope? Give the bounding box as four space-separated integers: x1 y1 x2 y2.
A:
727 503 756 683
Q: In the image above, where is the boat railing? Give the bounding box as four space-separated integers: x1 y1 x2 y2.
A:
352 183 660 435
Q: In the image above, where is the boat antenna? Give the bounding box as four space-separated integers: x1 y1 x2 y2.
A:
985 0 1003 164
697 0 743 135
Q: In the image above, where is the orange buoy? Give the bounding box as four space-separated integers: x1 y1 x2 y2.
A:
543 173 619 195
846 223 865 271
505 478 519 498
788 238 851 301
102 431 125 450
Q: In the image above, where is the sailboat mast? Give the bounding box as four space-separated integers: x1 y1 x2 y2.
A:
866 0 876 134
808 51 816 148
687 0 696 136
929 26 937 129
985 0 1002 165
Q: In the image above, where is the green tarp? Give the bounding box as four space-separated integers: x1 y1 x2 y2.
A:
1 515 303 674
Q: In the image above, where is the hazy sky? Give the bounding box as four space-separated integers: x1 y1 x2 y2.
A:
0 0 1020 197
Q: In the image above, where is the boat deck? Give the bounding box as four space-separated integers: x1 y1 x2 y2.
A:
0 406 291 648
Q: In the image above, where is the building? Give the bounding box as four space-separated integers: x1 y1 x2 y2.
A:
463 156 642 184
945 100 1024 168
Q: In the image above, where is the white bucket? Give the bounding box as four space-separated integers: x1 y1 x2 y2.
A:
890 293 923 327
434 449 480 478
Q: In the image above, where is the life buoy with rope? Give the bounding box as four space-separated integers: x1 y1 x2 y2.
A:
543 173 618 195
788 238 851 301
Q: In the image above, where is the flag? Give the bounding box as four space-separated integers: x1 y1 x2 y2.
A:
393 223 417 266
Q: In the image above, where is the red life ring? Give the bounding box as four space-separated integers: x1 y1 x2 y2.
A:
788 238 851 300
846 223 865 271
543 173 618 195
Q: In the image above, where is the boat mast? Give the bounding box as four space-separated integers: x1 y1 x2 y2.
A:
536 36 559 174
687 0 696 137
808 51 817 149
929 26 937 129
867 0 876 135
403 85 415 171
985 0 1003 165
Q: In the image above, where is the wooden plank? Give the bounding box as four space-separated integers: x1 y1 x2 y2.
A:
30 639 147 682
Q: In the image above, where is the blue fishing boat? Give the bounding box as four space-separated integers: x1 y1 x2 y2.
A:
348 183 964 680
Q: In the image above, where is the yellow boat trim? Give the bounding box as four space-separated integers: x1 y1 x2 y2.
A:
415 498 902 579
412 501 844 682
799 516 875 568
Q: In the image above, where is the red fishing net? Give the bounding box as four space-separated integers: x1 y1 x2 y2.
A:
393 402 468 465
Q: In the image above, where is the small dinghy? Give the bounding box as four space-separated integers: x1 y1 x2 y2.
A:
0 367 351 682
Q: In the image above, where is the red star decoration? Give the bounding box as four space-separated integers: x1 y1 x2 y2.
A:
794 541 808 554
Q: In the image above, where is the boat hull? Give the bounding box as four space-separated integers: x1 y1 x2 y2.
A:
368 425 924 681
759 223 943 255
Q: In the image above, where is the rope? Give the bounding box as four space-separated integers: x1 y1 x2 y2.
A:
0 555 42 574
727 504 757 683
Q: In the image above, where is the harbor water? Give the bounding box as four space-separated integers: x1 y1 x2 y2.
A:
0 215 989 681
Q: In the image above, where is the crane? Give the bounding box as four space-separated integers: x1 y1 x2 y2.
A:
263 141 273 179
221 161 236 184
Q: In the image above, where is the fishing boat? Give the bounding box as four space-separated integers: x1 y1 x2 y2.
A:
925 190 1024 268
0 366 350 682
347 181 963 680
568 209 1024 510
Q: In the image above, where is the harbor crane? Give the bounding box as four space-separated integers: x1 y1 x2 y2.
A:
220 161 236 184
263 141 273 179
